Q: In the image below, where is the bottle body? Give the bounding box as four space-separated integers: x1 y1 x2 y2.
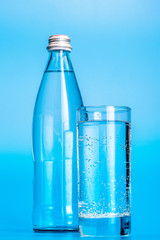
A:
32 49 83 230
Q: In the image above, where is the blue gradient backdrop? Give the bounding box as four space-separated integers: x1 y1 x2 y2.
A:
0 0 160 239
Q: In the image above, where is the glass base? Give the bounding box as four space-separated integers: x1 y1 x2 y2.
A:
79 215 131 237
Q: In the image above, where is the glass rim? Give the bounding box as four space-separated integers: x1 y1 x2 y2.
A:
77 105 131 112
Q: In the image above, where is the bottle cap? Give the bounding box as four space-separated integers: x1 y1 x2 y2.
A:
47 35 72 51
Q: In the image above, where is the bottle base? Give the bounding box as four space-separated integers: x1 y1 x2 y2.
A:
33 226 79 232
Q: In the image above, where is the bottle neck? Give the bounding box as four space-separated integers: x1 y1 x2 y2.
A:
45 50 73 72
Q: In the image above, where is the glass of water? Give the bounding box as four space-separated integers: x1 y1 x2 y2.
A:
77 106 131 237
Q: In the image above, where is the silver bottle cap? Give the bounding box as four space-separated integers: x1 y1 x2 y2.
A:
47 35 72 51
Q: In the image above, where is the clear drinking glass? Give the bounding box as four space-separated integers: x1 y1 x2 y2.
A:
77 106 131 236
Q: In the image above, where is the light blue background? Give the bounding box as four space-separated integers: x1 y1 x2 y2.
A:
0 0 160 239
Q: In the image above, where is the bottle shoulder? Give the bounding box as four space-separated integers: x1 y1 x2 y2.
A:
33 70 83 116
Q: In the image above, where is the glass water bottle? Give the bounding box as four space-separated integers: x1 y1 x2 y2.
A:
32 35 83 231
